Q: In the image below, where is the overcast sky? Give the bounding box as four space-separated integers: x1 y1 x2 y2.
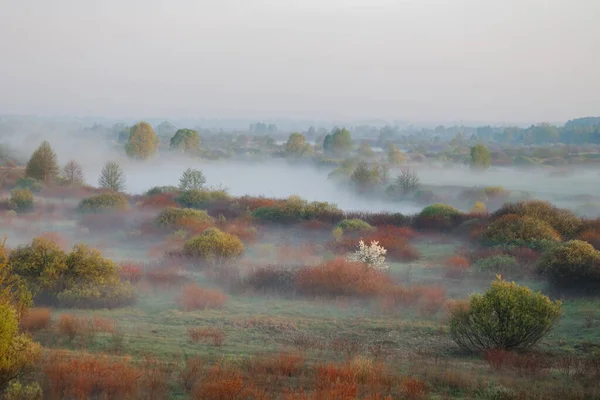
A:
0 0 599 124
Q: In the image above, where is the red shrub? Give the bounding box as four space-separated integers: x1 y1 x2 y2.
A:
224 221 258 243
402 378 428 400
299 220 333 231
178 285 228 311
44 351 142 399
249 352 305 377
237 196 284 211
296 258 393 298
180 356 204 393
139 193 178 209
120 262 143 283
579 229 600 250
376 225 419 239
191 365 246 400
444 256 470 278
187 327 226 346
58 314 84 341
146 265 189 287
20 307 52 332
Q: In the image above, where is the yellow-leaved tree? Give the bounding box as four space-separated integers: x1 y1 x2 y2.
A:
125 122 159 160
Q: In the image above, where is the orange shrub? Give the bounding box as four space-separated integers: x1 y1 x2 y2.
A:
178 285 228 311
187 327 226 346
249 352 305 377
58 314 84 341
296 258 394 298
139 193 178 209
120 262 143 283
44 351 142 399
191 365 246 400
444 256 470 278
376 225 419 239
224 221 258 243
237 196 283 211
146 265 189 287
20 307 52 332
579 229 600 250
402 378 428 400
180 356 204 393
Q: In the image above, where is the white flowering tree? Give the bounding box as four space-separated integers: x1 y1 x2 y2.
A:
347 240 389 271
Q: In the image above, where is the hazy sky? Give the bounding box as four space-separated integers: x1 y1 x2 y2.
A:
1 0 599 124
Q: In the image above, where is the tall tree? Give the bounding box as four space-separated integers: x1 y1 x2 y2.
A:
25 141 59 183
170 129 200 153
285 133 308 157
62 160 85 186
331 128 352 155
470 144 492 170
125 122 158 160
179 168 206 191
98 162 126 192
387 144 405 165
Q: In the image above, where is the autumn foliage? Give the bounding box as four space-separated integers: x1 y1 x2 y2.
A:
178 284 228 311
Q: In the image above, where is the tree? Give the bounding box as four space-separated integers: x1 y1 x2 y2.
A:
470 144 491 170
323 128 352 155
170 129 200 153
98 162 126 192
350 162 384 188
391 168 420 194
358 141 374 158
285 133 308 157
25 141 59 184
62 160 84 186
347 240 389 271
537 240 600 289
179 168 206 191
125 122 158 160
449 277 562 351
387 144 405 165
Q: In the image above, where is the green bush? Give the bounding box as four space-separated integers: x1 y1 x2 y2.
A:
183 228 244 265
57 281 136 309
303 201 342 221
3 380 43 400
492 200 582 239
449 277 561 351
480 214 561 248
13 177 43 193
176 189 230 209
537 240 600 288
473 255 520 274
10 189 34 212
77 192 129 213
145 186 179 196
336 219 373 232
419 203 461 218
155 207 213 229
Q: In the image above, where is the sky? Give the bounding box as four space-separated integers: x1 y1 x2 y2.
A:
0 0 599 124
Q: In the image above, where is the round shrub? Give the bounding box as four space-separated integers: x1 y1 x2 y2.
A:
10 189 33 212
145 186 178 196
492 200 582 239
537 240 600 289
419 203 461 218
336 219 373 233
183 228 244 264
176 189 230 209
13 177 44 192
77 192 129 213
480 214 561 248
155 207 213 229
473 255 520 275
448 277 562 351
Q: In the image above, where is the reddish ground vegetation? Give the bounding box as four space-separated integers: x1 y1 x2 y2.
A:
237 196 284 211
139 193 179 209
58 314 116 341
296 258 394 298
187 327 226 346
444 255 470 278
178 284 228 311
120 262 143 283
43 351 143 399
331 231 420 262
223 220 259 243
578 229 600 250
248 352 305 377
191 365 249 400
299 219 333 231
401 378 429 400
145 264 189 287
20 307 52 332
379 285 447 316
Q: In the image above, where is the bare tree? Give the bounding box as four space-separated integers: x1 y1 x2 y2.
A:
98 161 126 192
63 160 85 186
392 167 420 195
